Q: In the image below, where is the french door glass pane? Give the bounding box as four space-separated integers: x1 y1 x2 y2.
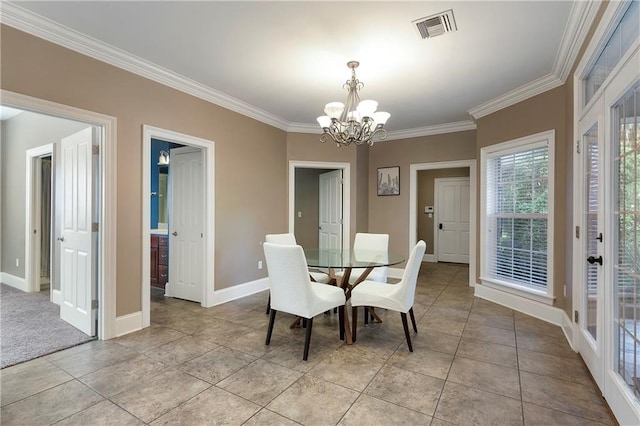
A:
615 84 640 398
585 124 599 340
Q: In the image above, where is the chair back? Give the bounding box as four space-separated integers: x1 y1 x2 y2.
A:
396 240 426 311
266 233 296 245
353 233 389 282
263 242 315 318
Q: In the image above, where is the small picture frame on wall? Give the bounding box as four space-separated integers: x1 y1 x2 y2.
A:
377 166 400 196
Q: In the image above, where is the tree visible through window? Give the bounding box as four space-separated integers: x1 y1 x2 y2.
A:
481 131 554 297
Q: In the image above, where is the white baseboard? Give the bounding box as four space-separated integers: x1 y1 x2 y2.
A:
387 267 404 280
209 277 269 307
424 254 436 263
52 289 61 305
474 283 568 329
0 272 28 292
115 311 143 337
561 311 576 350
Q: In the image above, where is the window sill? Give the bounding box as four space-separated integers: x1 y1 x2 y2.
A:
479 277 555 306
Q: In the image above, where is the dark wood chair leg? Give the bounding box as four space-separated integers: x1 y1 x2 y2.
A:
351 306 358 342
303 317 314 360
364 307 369 325
401 312 413 352
302 318 307 328
265 294 270 315
409 307 418 333
265 309 276 345
338 305 345 341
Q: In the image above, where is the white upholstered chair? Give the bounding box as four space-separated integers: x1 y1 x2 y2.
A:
350 240 426 351
263 242 346 360
264 233 332 314
335 233 389 284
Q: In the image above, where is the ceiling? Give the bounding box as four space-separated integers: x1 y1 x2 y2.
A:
3 1 593 138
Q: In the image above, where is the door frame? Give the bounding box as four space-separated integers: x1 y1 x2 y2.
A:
4 89 117 340
433 176 471 264
142 125 215 327
25 144 54 296
288 161 350 250
409 160 477 286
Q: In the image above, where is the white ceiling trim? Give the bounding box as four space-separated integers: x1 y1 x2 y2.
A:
467 0 601 120
468 73 563 120
385 121 477 141
0 2 290 131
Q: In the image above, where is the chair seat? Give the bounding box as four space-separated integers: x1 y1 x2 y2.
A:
309 271 331 284
334 268 386 284
351 280 407 313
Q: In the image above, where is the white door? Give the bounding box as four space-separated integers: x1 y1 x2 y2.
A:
59 127 96 336
436 177 470 263
319 169 343 251
576 96 605 388
167 147 203 302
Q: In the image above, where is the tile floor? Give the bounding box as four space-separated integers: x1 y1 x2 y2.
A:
1 263 618 425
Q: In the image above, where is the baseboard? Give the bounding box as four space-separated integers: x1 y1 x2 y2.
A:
115 311 143 337
387 267 404 280
51 289 61 305
209 277 269 307
0 272 28 292
561 311 576 350
424 254 436 263
474 283 567 327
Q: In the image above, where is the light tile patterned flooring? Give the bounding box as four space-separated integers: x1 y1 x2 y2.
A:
1 263 618 425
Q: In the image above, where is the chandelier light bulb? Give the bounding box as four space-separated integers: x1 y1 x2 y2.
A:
372 111 390 126
324 102 344 120
356 100 378 118
317 115 332 128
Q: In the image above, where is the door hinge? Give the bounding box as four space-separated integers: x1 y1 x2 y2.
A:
574 310 579 323
92 222 99 232
575 226 580 239
576 140 580 154
92 145 99 155
91 300 99 309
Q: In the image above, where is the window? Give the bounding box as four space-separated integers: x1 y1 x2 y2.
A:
481 130 555 303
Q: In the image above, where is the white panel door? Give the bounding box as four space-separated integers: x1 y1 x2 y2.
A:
436 177 470 263
319 169 343 251
167 147 203 302
60 127 95 336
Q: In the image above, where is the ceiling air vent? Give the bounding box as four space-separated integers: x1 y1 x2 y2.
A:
412 9 457 39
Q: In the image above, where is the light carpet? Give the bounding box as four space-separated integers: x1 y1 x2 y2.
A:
1 284 94 368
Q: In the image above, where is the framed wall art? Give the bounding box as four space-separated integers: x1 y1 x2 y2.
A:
377 166 400 196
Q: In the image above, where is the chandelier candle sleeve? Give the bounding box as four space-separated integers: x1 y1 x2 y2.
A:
317 61 390 147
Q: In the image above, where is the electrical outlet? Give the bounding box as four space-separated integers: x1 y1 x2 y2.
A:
15 258 19 267
258 260 263 270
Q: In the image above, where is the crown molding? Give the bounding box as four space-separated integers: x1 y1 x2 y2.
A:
468 0 601 120
552 0 602 83
468 73 563 120
0 2 290 131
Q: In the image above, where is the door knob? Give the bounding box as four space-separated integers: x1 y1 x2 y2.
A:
172 231 178 236
57 236 64 242
587 255 603 265
596 233 603 242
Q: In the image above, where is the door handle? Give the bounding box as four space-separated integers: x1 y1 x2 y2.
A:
587 255 603 265
57 236 64 242
596 233 603 242
172 231 178 236
439 223 443 230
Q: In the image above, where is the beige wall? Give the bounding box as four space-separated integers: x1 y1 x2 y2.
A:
417 168 470 255
475 86 568 309
1 25 287 316
368 131 477 261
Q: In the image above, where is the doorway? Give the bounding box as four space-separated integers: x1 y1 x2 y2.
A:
434 176 470 264
289 161 351 250
410 160 477 286
142 125 215 328
3 89 117 340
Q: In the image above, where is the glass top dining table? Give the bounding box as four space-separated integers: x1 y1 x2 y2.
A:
303 248 404 270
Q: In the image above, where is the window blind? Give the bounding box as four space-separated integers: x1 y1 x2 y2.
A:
485 145 549 288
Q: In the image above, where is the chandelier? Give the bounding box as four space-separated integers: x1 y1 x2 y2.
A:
317 61 390 147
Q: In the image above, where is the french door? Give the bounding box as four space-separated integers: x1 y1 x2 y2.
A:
575 43 640 423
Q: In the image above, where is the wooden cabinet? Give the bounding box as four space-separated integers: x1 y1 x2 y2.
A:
150 234 169 289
